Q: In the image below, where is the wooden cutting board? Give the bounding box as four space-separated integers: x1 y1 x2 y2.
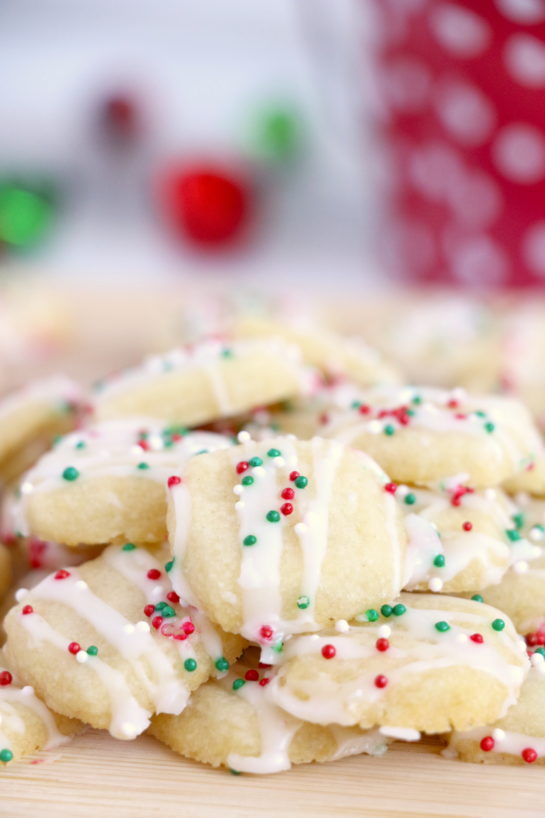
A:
2 730 544 818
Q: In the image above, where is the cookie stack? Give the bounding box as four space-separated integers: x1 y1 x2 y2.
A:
0 328 544 773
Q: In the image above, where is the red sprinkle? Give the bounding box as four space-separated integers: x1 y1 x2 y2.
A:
280 502 293 516
173 632 187 641
236 461 249 474
522 748 538 763
22 605 33 615
138 439 150 452
376 638 390 652
470 633 484 644
258 662 272 669
462 521 473 532
151 616 164 630
321 644 336 659
167 476 182 488
259 677 270 687
447 399 459 409
384 482 398 494
143 604 155 617
182 620 195 635
68 642 81 655
54 569 71 580
166 591 180 604
147 569 161 580
374 674 388 688
245 669 259 682
289 471 300 482
281 487 295 500
358 404 371 415
260 625 274 641
480 736 495 752
0 671 12 686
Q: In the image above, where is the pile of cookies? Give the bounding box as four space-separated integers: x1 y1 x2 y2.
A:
1 320 545 775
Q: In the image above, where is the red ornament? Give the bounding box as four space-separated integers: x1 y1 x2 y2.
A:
321 644 336 659
157 163 251 248
147 569 161 581
101 94 139 142
384 482 398 494
462 521 473 532
151 616 164 630
54 569 70 580
22 605 33 615
480 736 495 752
182 620 195 635
259 677 270 686
259 625 274 641
144 604 155 618
289 471 300 482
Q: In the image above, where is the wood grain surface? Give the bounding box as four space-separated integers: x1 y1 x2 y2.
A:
2 730 545 818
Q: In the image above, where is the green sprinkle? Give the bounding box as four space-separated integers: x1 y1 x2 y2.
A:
241 475 254 486
492 618 505 631
249 457 263 467
221 348 233 358
512 512 525 530
155 602 167 611
296 595 310 610
484 421 495 433
137 462 150 470
164 559 175 573
294 476 308 489
273 641 284 653
266 510 281 523
392 603 406 616
381 605 393 618
232 678 246 690
435 621 450 633
86 645 98 656
366 608 379 622
122 543 136 551
184 658 198 672
411 395 422 405
229 768 242 775
406 408 415 417
75 440 86 450
471 594 484 603
215 657 230 672
243 535 257 546
0 749 13 763
433 554 446 568
52 434 63 446
475 410 487 418
534 647 545 658
383 424 395 436
62 466 79 482
404 493 416 505
351 400 362 410
267 448 282 458
162 605 176 618
506 529 521 542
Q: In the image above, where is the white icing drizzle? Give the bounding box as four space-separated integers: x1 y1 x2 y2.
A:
450 726 545 760
0 375 82 425
379 725 421 742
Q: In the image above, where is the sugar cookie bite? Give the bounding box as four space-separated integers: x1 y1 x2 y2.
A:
167 435 407 652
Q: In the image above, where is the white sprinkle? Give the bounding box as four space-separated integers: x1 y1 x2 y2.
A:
235 501 245 511
75 580 88 591
429 577 444 592
253 466 266 478
148 434 164 451
237 431 251 444
120 722 138 739
456 633 469 644
233 485 244 496
20 482 33 495
136 621 150 633
367 420 383 434
123 624 135 635
21 686 34 697
335 619 350 633
492 728 506 742
272 457 285 468
484 488 497 501
531 652 545 668
309 634 320 642
15 588 28 602
513 560 529 574
150 585 163 600
294 523 308 535
378 625 391 638
396 484 409 498
76 650 89 663
130 445 143 457
530 527 545 542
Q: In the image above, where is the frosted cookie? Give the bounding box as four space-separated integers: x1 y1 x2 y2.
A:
14 420 232 547
503 451 545 497
0 651 78 766
321 385 542 488
401 484 532 594
93 340 310 428
150 651 394 774
4 543 244 739
448 655 545 765
0 543 12 601
0 376 83 485
266 593 528 734
233 316 399 387
167 435 407 650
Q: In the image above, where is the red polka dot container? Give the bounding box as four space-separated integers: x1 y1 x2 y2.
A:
373 0 545 287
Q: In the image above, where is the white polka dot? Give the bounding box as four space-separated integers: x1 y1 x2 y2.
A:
408 142 462 201
382 57 432 112
493 123 545 183
435 81 496 146
496 0 545 24
451 236 510 285
430 4 491 58
447 170 502 230
504 34 545 87
522 220 545 275
395 220 436 274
